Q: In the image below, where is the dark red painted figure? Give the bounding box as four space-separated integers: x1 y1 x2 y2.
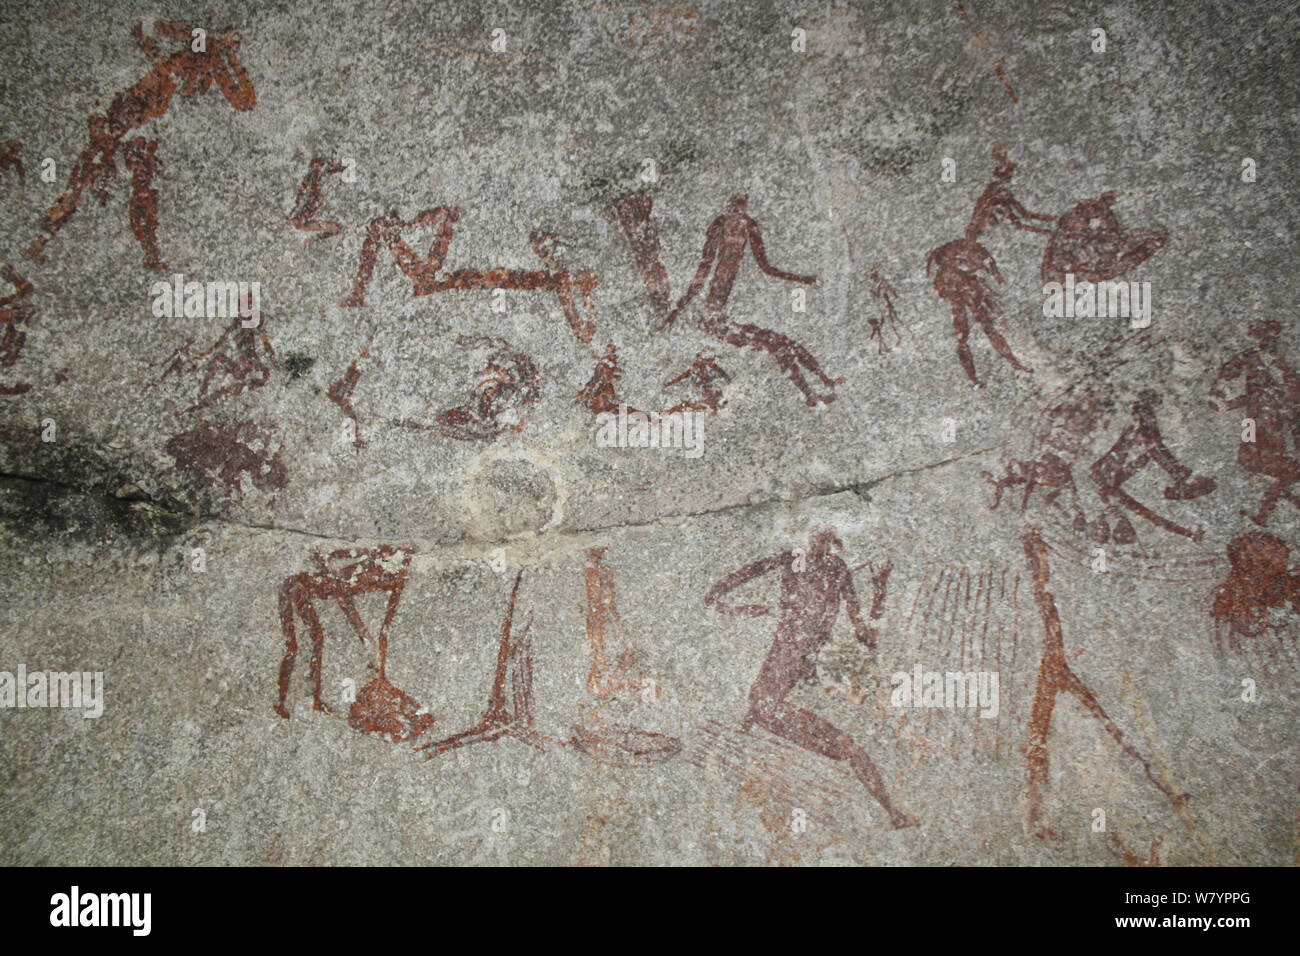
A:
866 268 908 354
577 343 729 418
662 351 730 414
1211 531 1300 653
418 562 680 765
417 568 546 756
1088 390 1215 542
981 451 1079 514
0 265 34 399
665 194 841 406
289 157 347 245
1041 191 1168 287
705 526 917 828
614 191 671 320
388 336 541 441
0 265 35 369
342 210 597 343
0 140 23 182
27 21 256 269
165 418 287 499
1210 319 1300 526
122 138 164 269
276 545 432 744
927 146 1050 387
327 347 368 450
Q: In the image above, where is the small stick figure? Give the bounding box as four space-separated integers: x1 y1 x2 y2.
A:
1021 529 1187 841
27 21 255 268
289 157 347 245
155 315 277 413
866 268 909 354
705 526 918 828
662 351 730 414
667 194 841 406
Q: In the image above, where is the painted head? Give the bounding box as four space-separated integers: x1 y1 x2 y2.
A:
808 523 843 557
1248 318 1282 347
991 144 1015 182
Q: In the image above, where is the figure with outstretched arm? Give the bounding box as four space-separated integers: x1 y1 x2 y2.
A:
705 526 918 829
664 194 840 406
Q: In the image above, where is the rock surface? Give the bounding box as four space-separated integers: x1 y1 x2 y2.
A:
0 0 1296 865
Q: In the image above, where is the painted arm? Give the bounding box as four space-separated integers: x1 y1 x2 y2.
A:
844 559 890 647
704 554 782 617
747 218 816 284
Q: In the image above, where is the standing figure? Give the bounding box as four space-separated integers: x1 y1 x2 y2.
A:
1020 530 1187 840
926 145 1052 387
704 526 918 828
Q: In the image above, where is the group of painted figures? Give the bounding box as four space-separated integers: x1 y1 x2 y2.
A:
3 22 1297 846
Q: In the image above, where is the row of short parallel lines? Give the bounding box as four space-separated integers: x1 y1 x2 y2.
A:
903 563 1022 758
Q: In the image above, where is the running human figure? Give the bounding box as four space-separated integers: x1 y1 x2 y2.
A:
662 194 843 406
704 526 918 828
926 145 1052 387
